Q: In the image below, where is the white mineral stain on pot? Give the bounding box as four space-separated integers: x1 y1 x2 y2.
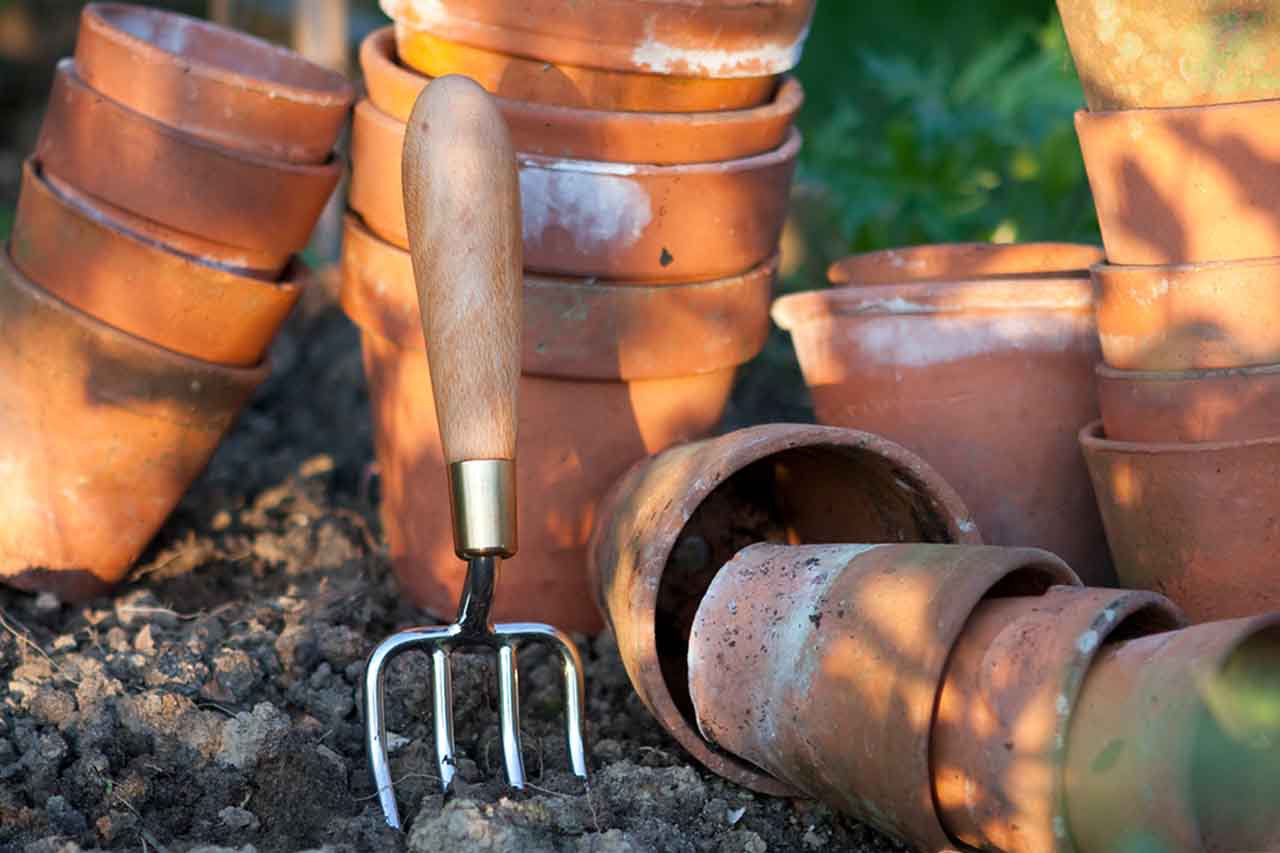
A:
852 314 1091 368
630 17 809 77
518 165 652 255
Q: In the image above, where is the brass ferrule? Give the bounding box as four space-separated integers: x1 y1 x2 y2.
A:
448 459 517 559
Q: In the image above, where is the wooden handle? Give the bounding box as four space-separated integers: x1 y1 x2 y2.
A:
403 75 522 464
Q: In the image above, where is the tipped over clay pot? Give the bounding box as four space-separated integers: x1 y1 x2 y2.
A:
380 0 816 78
10 159 303 367
361 28 802 165
341 214 771 634
1077 100 1280 265
349 96 799 282
828 241 1104 285
1081 420 1280 622
74 3 353 164
1066 614 1280 853
1094 257 1280 371
686 542 1078 850
0 248 267 600
775 260 1112 584
588 423 983 796
1097 363 1280 444
36 60 340 269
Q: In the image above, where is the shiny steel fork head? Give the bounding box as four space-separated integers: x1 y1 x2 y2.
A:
362 556 589 829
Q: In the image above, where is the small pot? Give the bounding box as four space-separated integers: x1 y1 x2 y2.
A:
1065 614 1280 853
10 159 303 367
341 214 768 633
394 24 776 113
588 423 983 796
349 97 800 282
828 241 1104 285
74 3 354 164
0 248 267 600
932 586 1184 853
36 60 340 265
1094 257 1280 371
1097 362 1280 444
1056 0 1280 110
379 0 815 78
361 28 802 165
686 542 1077 850
1076 100 1280 266
1081 420 1280 622
774 271 1111 584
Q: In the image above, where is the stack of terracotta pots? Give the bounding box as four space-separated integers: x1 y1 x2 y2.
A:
1056 0 1280 622
342 0 814 633
1 4 353 599
771 242 1115 585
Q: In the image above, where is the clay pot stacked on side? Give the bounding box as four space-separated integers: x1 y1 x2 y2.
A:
343 10 809 633
1 3 353 599
772 242 1115 585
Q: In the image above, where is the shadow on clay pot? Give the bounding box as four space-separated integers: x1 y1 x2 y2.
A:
1097 362 1280 444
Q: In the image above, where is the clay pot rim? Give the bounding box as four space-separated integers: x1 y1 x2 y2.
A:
83 3 354 107
1094 255 1280 275
1080 419 1280 454
828 242 1103 285
516 126 800 174
1096 362 1280 382
1075 97 1280 122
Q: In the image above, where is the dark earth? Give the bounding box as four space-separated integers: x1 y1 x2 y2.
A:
0 273 907 853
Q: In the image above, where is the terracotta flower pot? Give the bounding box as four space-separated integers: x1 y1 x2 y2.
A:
1076 100 1280 266
932 586 1184 853
1081 420 1280 622
774 268 1112 584
588 423 983 796
1093 257 1280 372
394 25 777 113
360 28 802 165
341 214 769 634
74 3 353 164
36 60 340 268
10 159 303 367
379 0 815 78
349 96 799 282
1065 614 1280 853
685 542 1078 850
828 241 1104 285
1056 0 1280 110
1097 363 1280 444
0 248 267 600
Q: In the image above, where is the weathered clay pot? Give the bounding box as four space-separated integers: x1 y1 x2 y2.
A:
1056 0 1280 110
349 96 799 282
685 542 1077 849
36 60 340 268
361 28 802 165
588 424 983 796
1065 614 1280 853
1076 100 1280 266
1094 257 1280 371
74 3 353 164
932 586 1185 853
1081 420 1280 622
774 271 1112 584
10 159 303 367
828 241 1104 285
394 24 776 113
0 248 267 600
380 0 815 78
341 214 769 634
1097 363 1280 444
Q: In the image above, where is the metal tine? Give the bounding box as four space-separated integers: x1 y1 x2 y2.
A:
496 623 590 782
431 648 457 792
497 643 527 787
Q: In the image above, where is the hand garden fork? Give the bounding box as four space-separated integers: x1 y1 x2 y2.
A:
362 75 588 830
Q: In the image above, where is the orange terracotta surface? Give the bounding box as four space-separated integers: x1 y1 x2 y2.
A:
11 159 303 367
1076 101 1280 265
1097 362 1280 444
589 424 983 796
0 248 267 600
686 542 1077 850
829 241 1103 285
36 60 340 257
1094 257 1280 371
361 28 801 164
1081 420 1280 622
380 0 815 77
349 96 799 282
75 3 353 164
